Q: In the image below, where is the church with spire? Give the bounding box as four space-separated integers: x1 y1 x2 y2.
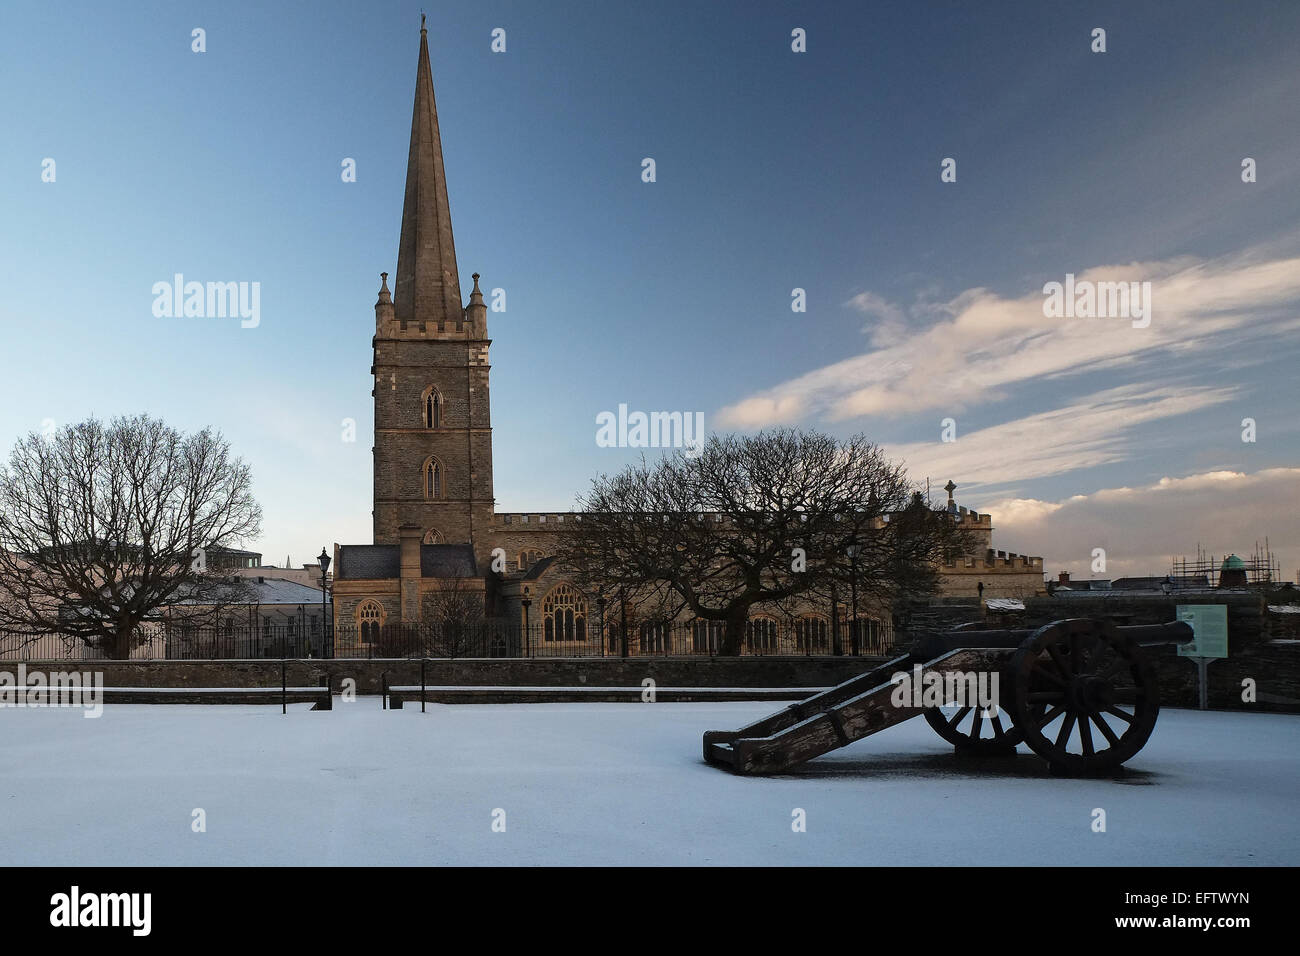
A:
329 21 1044 651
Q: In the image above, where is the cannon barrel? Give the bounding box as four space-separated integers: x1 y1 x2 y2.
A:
1115 620 1194 646
915 618 1194 657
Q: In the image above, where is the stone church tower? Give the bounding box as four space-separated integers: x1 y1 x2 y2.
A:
372 20 494 549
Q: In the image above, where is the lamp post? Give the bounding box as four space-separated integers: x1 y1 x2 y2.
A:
521 586 532 658
317 548 332 658
597 594 607 657
846 544 860 656
619 588 629 659
830 582 842 656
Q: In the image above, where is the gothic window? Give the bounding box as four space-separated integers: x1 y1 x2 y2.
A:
541 583 587 642
357 600 385 645
518 549 544 571
794 616 829 653
640 621 672 654
421 386 443 429
747 617 780 654
423 529 442 544
691 619 725 654
423 457 443 499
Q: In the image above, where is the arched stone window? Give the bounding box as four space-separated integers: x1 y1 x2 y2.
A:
356 600 385 645
421 386 443 429
747 616 780 654
518 549 544 571
793 615 829 654
422 456 443 499
541 583 587 642
691 619 725 654
423 529 442 544
640 620 672 654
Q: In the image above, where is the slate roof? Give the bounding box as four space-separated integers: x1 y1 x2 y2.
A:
337 544 477 580
522 555 559 581
168 577 324 606
337 545 400 580
422 544 478 577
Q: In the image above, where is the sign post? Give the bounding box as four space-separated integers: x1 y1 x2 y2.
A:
1176 604 1228 710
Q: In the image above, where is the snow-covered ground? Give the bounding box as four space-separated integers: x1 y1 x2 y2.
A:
2 701 1295 865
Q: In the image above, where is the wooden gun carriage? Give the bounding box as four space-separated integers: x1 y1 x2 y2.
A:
703 617 1193 777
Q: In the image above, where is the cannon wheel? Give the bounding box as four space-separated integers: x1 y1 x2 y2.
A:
923 688 1022 755
1008 619 1160 776
922 624 1022 755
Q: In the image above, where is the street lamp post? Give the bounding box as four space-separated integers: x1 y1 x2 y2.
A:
619 588 629 659
830 582 842 656
597 594 606 657
846 544 860 656
317 548 332 658
521 586 532 658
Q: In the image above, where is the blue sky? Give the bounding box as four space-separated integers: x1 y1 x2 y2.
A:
2 0 1298 579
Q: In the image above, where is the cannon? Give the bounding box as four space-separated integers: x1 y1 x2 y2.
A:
703 617 1192 777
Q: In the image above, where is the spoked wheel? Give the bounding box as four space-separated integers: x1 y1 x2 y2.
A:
1009 619 1160 776
923 696 1022 755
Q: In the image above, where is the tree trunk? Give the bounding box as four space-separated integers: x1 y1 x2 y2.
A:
111 624 135 660
720 607 749 656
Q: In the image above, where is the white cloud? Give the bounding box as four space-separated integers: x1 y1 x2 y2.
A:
716 248 1300 428
885 383 1238 490
977 468 1300 583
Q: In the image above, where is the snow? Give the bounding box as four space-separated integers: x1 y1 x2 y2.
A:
1 701 1295 866
390 685 831 693
985 598 1026 611
1268 605 1300 614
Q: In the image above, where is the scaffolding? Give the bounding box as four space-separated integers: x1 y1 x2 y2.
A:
1170 541 1280 589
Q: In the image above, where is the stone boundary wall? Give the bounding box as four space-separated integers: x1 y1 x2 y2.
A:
11 596 1297 713
0 657 877 697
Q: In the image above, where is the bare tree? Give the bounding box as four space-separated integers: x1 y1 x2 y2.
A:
558 429 971 655
0 415 262 659
423 574 488 657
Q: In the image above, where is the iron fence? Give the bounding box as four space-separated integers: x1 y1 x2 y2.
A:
333 617 899 659
1 617 902 661
0 624 331 662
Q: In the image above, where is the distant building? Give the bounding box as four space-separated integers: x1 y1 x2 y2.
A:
1050 572 1111 592
159 576 330 657
205 547 262 570
1110 574 1211 591
1218 554 1250 588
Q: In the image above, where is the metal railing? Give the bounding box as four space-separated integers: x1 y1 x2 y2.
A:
0 624 331 662
1 617 901 661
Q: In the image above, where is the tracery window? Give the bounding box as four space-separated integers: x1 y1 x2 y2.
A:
542 583 587 642
747 616 780 654
793 616 829 653
421 386 443 429
357 600 385 645
423 457 443 499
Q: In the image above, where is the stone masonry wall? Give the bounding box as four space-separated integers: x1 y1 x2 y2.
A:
0 657 878 697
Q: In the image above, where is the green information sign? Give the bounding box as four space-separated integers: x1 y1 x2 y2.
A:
1176 604 1229 659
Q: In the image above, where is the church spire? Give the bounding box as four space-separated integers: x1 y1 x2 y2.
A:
394 18 461 329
